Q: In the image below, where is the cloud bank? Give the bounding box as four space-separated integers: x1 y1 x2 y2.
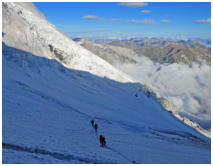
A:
117 56 211 129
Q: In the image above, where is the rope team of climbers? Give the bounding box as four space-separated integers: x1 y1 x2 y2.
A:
91 120 106 147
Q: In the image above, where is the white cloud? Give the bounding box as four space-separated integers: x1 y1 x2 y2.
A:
127 19 156 25
194 18 211 24
83 15 103 21
116 56 211 129
141 10 152 14
83 15 156 25
119 2 148 7
160 19 170 23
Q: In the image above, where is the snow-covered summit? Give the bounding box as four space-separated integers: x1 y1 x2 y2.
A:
2 2 133 83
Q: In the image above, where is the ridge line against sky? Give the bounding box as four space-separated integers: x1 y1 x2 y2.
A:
34 2 211 39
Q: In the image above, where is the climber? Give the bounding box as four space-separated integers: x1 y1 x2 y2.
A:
99 135 106 147
94 124 98 132
91 120 94 126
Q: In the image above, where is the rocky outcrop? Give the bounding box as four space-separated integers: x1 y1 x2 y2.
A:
141 83 210 138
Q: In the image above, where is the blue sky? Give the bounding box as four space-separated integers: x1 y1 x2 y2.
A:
34 2 211 39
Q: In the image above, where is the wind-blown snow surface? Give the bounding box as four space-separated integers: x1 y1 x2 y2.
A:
117 56 211 129
2 43 211 164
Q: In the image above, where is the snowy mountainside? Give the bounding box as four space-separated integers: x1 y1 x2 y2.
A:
2 2 132 83
3 43 210 163
2 2 211 164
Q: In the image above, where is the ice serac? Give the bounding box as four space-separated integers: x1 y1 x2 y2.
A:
2 2 133 83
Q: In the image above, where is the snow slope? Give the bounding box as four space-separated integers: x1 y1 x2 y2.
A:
2 43 210 164
2 2 211 164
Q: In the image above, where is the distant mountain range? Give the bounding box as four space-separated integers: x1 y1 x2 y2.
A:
75 37 211 66
73 38 137 65
110 38 211 65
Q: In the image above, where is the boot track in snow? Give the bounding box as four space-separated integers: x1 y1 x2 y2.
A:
3 142 107 164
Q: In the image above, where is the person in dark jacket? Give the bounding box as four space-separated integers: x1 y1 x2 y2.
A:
91 120 94 126
94 124 98 132
99 135 106 147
